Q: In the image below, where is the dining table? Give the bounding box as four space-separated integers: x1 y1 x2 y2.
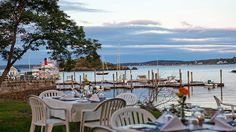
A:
115 118 236 132
44 97 101 122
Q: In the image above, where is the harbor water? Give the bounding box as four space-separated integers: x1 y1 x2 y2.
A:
58 64 236 108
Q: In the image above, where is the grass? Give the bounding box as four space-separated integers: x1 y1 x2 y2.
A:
0 99 162 132
0 99 76 132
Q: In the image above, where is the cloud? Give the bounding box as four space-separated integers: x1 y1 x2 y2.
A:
181 21 193 28
102 44 236 49
132 30 175 35
103 20 161 26
83 25 236 62
59 1 109 12
102 44 236 54
171 38 225 42
219 49 236 53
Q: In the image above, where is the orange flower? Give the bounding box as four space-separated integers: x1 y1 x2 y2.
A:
176 91 184 97
179 86 189 96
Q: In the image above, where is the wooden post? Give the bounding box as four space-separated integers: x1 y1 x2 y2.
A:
187 71 190 98
220 69 223 100
151 70 154 84
73 72 76 81
79 75 82 88
94 70 96 85
191 72 193 82
157 69 159 84
71 75 74 88
130 74 133 92
124 70 127 80
113 73 115 97
191 72 193 95
155 73 157 88
113 74 115 87
179 69 182 86
63 71 65 84
148 70 150 83
83 73 85 80
116 72 118 83
123 74 126 84
220 69 223 84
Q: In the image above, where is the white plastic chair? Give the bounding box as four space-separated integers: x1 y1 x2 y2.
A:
214 96 236 118
39 90 64 99
116 93 138 106
29 95 69 132
80 98 126 132
92 125 116 132
110 107 156 130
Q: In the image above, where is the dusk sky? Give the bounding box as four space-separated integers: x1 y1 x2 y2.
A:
4 0 236 65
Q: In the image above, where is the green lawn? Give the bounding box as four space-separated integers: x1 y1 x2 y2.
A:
0 99 76 132
0 99 162 132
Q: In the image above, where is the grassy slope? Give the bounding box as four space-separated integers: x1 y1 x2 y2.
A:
0 99 76 132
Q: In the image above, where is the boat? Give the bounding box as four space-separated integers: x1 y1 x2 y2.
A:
96 59 109 75
32 58 60 79
96 71 109 75
231 70 236 73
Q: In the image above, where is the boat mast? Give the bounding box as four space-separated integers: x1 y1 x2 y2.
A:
116 46 121 81
102 57 104 84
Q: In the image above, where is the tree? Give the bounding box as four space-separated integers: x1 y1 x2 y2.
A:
0 0 101 84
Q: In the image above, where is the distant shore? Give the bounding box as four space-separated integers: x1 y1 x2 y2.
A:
1 56 236 71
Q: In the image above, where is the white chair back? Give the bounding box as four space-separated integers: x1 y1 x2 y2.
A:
116 93 138 106
29 95 47 125
111 107 156 129
80 98 126 132
39 90 64 99
29 95 69 132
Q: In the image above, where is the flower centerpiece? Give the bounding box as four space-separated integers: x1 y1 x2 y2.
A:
176 85 189 121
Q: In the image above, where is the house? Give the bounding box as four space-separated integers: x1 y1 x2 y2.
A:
7 66 20 79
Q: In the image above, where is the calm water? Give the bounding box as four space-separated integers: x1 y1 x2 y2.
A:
58 64 236 108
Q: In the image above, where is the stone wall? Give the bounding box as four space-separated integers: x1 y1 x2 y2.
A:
0 80 56 100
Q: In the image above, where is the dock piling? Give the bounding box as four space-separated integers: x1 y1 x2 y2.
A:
220 69 223 101
191 72 193 95
79 75 82 88
187 71 190 98
179 69 182 86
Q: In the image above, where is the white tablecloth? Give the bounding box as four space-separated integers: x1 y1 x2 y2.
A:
44 98 99 122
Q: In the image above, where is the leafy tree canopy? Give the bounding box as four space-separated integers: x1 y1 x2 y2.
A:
0 0 101 82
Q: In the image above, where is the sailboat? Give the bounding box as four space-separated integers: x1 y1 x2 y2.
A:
96 60 109 75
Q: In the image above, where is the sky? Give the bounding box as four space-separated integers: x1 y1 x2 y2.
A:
3 0 236 65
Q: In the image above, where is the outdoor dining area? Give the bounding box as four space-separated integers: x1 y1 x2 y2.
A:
28 88 236 132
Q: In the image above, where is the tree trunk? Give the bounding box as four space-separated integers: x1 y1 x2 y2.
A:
0 64 13 85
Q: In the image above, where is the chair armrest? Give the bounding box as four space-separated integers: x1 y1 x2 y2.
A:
46 105 69 122
80 109 94 132
221 102 236 116
221 102 236 107
81 109 94 121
